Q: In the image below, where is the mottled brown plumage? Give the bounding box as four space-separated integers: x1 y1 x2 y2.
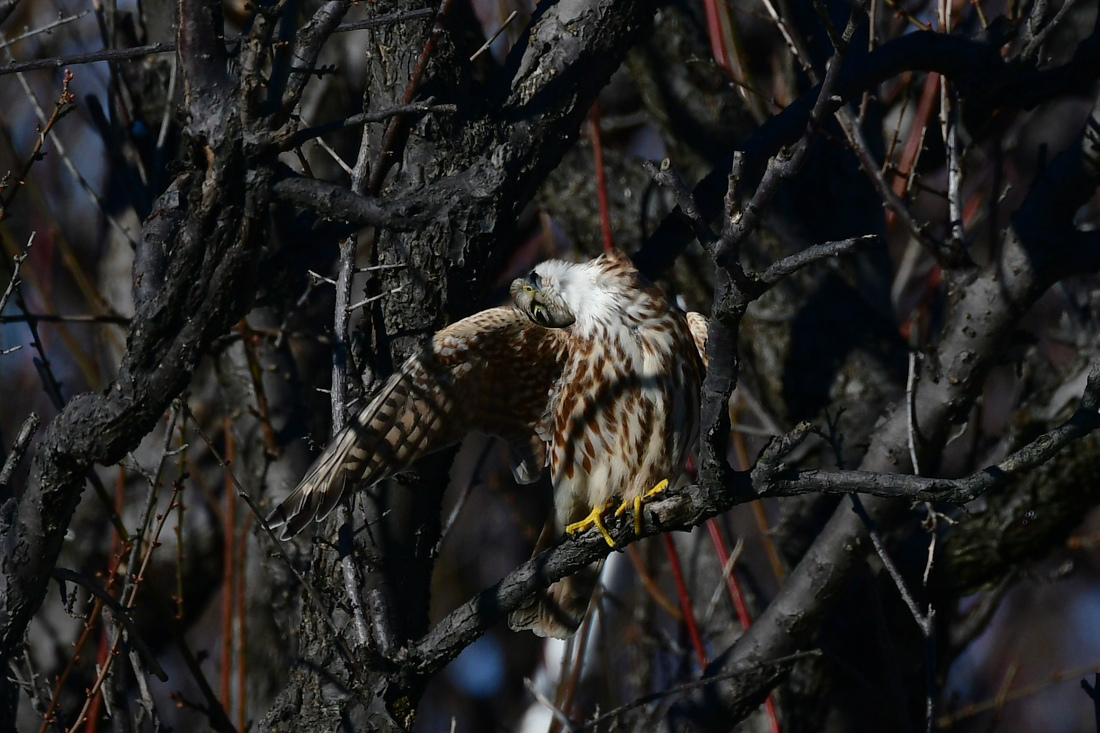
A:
266 308 568 539
268 250 708 638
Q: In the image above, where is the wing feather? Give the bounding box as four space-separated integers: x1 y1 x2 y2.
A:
267 307 568 539
686 311 709 369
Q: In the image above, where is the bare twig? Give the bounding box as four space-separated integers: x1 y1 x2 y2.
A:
756 361 1100 502
183 406 364 674
701 536 745 625
833 106 947 260
1081 673 1100 733
50 568 167 681
642 159 719 246
0 42 175 76
938 659 1100 727
1022 0 1082 59
906 342 922 476
0 231 32 318
757 235 879 286
939 23 965 254
0 8 435 77
523 677 575 729
577 650 822 731
0 74 75 221
0 12 89 50
281 101 458 150
714 8 860 265
0 412 39 490
3 59 138 246
470 10 519 61
346 287 403 313
327 94 377 650
0 313 130 325
848 495 931 634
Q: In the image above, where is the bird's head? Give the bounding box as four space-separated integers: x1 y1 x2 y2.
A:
510 250 638 331
510 264 577 328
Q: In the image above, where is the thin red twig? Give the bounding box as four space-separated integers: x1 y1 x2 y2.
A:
237 320 279 458
588 101 614 252
67 480 188 733
624 544 683 621
86 467 128 733
661 534 707 668
706 519 781 733
85 629 108 733
702 0 732 75
37 598 106 733
50 468 129 733
886 72 939 228
368 0 455 194
705 520 752 627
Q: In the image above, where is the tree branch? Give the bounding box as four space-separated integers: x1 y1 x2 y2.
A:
404 357 1100 681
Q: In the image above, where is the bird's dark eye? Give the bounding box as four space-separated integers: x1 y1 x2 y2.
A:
526 270 542 291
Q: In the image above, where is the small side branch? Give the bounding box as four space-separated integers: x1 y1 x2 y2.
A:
0 413 39 490
0 73 76 221
757 235 878 287
642 159 719 246
280 101 457 150
51 568 168 682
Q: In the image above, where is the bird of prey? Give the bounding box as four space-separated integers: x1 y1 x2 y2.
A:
267 249 709 638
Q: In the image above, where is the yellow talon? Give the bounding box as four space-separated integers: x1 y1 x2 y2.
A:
613 495 645 536
614 480 671 536
644 479 670 499
566 504 616 547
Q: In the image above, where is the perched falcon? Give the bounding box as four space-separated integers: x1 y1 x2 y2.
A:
268 249 709 638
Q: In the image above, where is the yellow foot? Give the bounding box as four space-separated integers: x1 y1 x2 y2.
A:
615 479 670 536
643 478 670 499
566 503 616 547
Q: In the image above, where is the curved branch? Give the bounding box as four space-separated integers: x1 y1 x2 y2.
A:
404 357 1100 680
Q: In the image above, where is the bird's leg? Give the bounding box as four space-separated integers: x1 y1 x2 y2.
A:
615 479 670 536
565 502 616 547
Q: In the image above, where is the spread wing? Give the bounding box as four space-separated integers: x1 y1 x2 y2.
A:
268 306 569 539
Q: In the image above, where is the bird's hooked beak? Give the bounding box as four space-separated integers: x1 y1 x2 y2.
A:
510 270 574 328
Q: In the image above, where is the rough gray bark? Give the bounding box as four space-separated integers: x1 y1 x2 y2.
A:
2 0 1100 731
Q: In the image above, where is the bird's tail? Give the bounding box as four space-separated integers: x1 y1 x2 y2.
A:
507 520 601 638
508 566 601 639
